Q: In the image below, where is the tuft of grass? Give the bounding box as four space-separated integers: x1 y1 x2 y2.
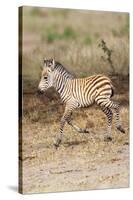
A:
46 31 61 43
62 27 77 39
84 35 92 45
41 25 61 43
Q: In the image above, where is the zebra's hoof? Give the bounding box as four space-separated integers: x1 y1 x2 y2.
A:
84 129 89 133
79 128 89 133
104 136 112 142
53 138 62 148
117 125 125 133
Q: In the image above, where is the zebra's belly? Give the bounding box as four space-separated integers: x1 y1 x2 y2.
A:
74 96 94 108
78 100 94 107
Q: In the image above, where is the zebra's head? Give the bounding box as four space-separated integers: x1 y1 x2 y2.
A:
37 58 55 94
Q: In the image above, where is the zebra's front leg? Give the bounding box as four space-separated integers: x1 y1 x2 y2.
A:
54 108 72 147
54 117 66 147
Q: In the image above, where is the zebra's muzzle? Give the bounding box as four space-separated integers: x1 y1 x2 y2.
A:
37 89 44 95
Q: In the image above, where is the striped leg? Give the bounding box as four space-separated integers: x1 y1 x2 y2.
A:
101 106 113 141
54 106 74 147
96 97 113 140
96 97 125 139
100 99 125 133
111 102 125 133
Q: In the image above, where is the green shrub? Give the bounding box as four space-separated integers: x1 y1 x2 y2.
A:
84 35 92 45
62 27 77 39
46 31 61 43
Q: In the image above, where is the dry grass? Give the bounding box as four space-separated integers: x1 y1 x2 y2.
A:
22 93 129 193
20 6 129 194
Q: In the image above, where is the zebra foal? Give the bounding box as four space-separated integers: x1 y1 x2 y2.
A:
38 58 125 147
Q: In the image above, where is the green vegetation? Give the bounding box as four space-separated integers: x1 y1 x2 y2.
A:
41 26 77 43
63 26 77 39
84 35 92 45
46 31 61 43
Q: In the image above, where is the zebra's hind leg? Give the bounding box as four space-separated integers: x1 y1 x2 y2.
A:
101 107 113 142
112 102 125 133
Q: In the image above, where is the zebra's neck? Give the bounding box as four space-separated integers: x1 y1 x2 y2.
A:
53 72 70 100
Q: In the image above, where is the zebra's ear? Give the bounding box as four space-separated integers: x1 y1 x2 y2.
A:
43 58 47 65
50 59 55 71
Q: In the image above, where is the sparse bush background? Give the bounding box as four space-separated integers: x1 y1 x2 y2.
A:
20 7 129 193
22 7 129 93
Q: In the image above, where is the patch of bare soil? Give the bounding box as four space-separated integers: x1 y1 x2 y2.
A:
21 104 129 194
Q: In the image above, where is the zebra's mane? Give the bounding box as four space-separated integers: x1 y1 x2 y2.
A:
54 61 75 79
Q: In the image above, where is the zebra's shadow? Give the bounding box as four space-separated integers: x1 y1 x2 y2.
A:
63 140 88 147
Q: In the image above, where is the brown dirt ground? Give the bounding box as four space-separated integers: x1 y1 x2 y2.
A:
21 91 129 194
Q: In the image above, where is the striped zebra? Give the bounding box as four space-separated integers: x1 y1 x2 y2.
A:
38 58 125 147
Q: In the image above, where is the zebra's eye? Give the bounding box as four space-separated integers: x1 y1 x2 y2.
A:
44 76 47 80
